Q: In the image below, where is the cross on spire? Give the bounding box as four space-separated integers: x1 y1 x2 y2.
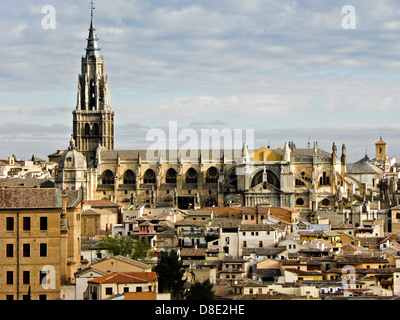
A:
90 0 95 19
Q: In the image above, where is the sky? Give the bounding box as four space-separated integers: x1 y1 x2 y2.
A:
1 0 400 163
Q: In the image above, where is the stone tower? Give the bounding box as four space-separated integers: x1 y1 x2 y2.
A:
375 137 387 161
73 2 114 167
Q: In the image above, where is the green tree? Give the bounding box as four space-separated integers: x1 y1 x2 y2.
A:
153 250 186 300
97 235 134 257
185 279 215 300
131 239 152 260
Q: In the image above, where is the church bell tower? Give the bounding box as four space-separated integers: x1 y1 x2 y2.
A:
73 1 114 167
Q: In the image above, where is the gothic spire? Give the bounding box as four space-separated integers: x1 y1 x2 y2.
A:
86 1 101 58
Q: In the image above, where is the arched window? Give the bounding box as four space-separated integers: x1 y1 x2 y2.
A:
251 170 280 188
101 170 114 185
321 198 330 206
166 168 177 184
84 123 91 136
90 80 96 110
204 197 218 207
225 168 238 191
165 197 173 203
206 167 219 183
143 169 156 184
185 168 198 184
319 172 330 186
123 170 136 185
93 123 99 136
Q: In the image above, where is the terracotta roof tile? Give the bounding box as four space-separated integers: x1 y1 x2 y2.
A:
89 272 157 284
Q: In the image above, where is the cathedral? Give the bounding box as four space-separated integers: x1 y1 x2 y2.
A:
55 7 378 214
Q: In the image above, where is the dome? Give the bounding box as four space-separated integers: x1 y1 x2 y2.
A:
58 136 87 170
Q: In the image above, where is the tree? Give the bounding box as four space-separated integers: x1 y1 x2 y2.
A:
153 250 186 300
185 279 215 300
97 235 134 257
131 239 152 260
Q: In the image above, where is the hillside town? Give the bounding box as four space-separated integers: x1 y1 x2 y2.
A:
2 2 400 302
2 139 400 301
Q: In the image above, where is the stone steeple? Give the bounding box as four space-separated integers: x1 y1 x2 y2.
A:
86 1 101 58
72 1 114 167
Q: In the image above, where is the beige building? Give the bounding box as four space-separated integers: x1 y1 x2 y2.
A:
0 188 83 300
87 272 157 300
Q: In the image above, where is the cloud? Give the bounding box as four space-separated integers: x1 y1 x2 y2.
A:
0 0 400 163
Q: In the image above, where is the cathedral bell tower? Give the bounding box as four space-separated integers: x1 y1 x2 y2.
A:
73 1 114 167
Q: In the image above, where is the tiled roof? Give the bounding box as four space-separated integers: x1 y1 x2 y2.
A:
124 292 157 300
88 272 157 284
0 178 54 188
84 200 122 207
242 247 286 256
240 224 276 231
180 248 207 257
284 268 323 276
0 188 81 209
336 255 389 264
82 208 115 216
210 218 242 228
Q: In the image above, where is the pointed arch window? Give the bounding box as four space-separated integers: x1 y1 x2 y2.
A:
319 172 330 186
85 123 91 136
206 167 219 184
185 168 198 184
102 170 114 185
123 170 136 185
143 169 156 185
93 123 99 136
166 168 177 184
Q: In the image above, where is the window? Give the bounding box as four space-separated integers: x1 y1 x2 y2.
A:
40 217 48 231
321 198 330 206
102 170 114 185
259 241 263 248
93 123 99 136
296 198 305 206
6 217 14 231
39 295 47 301
136 287 142 293
319 172 330 186
123 170 136 185
206 167 219 183
143 169 156 184
185 168 198 184
23 244 30 258
124 287 129 293
23 271 30 285
39 271 47 285
40 243 47 257
166 168 177 184
6 271 13 285
23 217 31 231
105 287 113 295
243 241 247 248
6 244 13 257
85 123 91 136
